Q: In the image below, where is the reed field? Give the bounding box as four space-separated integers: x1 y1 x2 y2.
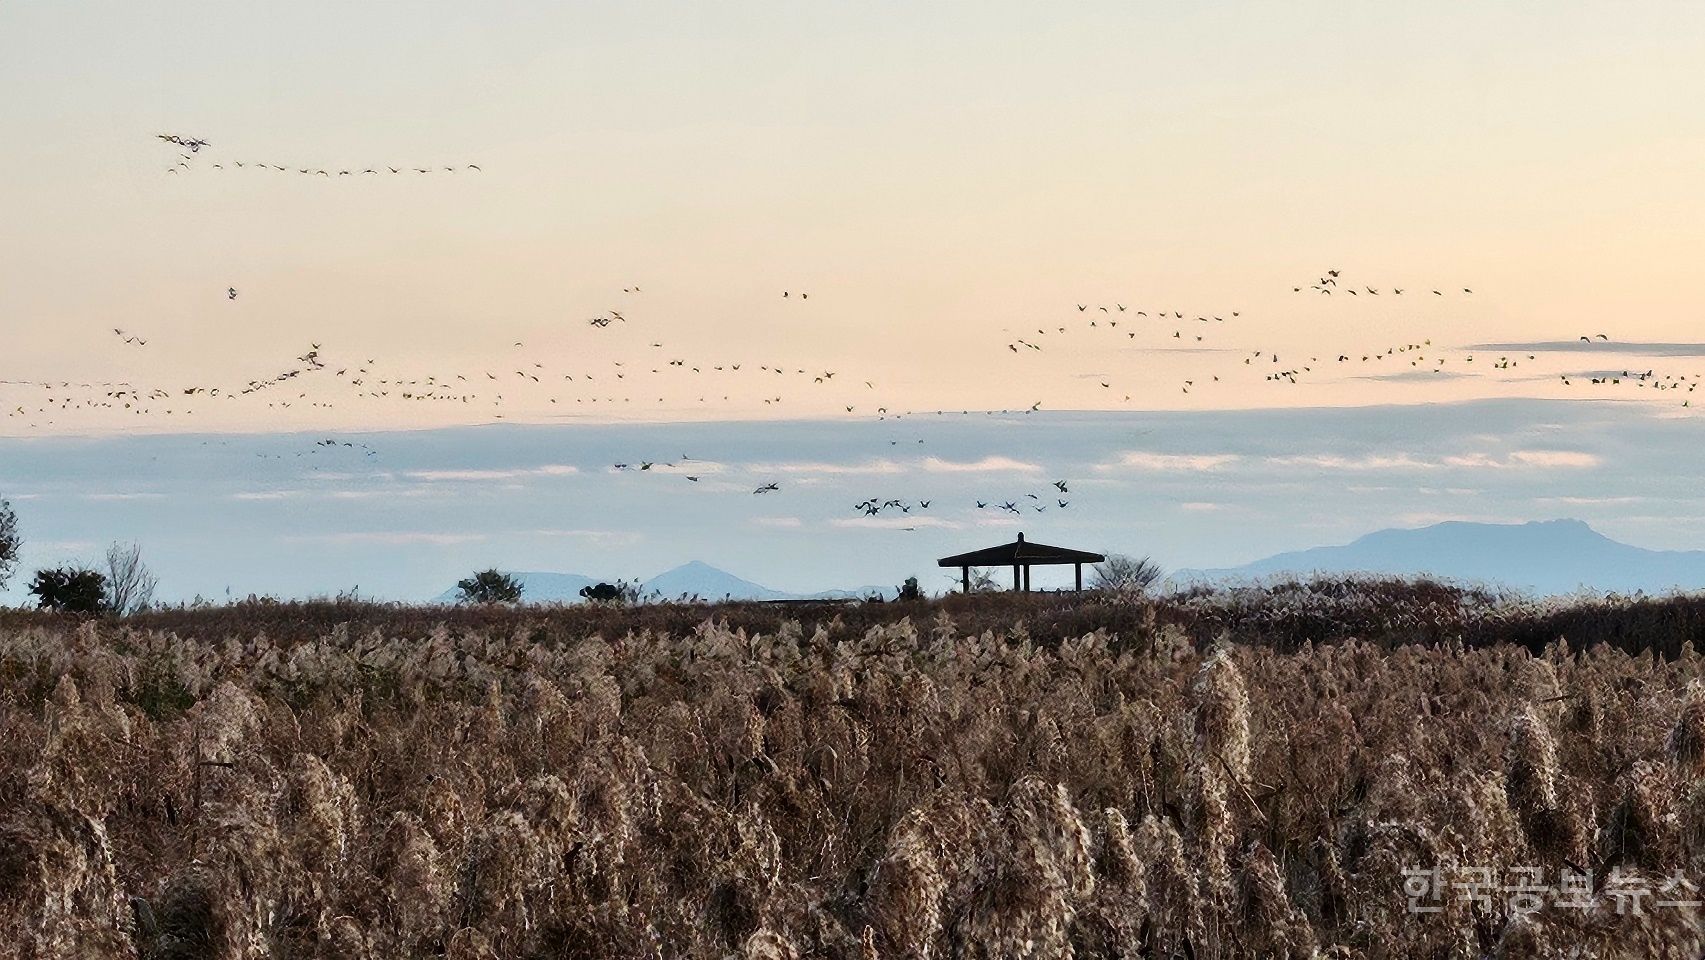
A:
3 579 1705 958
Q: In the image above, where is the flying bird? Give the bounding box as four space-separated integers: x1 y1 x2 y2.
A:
157 134 209 152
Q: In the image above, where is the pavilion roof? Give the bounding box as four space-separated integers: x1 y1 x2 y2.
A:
937 533 1105 568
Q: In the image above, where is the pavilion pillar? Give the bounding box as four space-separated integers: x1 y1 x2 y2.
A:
1013 564 1021 591
1075 562 1082 592
1023 565 1031 592
961 565 970 593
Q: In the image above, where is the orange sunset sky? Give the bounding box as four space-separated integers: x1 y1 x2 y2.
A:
4 2 1705 435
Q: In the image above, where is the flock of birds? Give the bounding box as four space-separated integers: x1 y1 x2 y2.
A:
6 132 1703 534
160 134 482 178
792 479 1079 532
593 449 1081 526
970 480 1075 516
1294 269 1473 297
994 269 1705 407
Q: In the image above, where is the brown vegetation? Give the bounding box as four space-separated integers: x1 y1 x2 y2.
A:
2 578 1703 957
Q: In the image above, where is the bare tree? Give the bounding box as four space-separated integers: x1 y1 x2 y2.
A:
0 500 18 590
104 542 159 616
1090 553 1163 596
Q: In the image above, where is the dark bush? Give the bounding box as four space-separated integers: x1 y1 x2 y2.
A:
455 569 523 605
579 579 649 604
28 567 109 614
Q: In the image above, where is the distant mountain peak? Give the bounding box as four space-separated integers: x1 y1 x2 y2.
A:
666 560 721 573
642 561 788 601
1178 519 1705 596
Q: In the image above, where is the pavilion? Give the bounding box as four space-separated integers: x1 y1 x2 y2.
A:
937 533 1106 593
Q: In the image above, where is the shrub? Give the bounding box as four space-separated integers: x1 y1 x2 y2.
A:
579 580 642 604
946 568 1002 593
28 566 108 613
455 569 523 605
1090 554 1163 596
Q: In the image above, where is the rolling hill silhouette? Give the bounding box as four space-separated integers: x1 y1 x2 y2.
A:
433 561 883 604
1178 519 1705 595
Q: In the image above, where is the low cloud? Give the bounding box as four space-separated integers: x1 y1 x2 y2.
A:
1467 341 1705 357
1098 452 1241 472
747 459 904 476
653 460 726 475
1354 370 1471 382
1267 454 1435 471
404 464 579 481
921 456 1042 474
306 471 395 482
1268 450 1600 471
1443 450 1600 469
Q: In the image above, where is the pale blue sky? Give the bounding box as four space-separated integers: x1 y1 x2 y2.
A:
3 399 1701 601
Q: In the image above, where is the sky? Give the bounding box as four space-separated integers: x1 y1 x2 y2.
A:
2 400 1703 603
3 4 1705 598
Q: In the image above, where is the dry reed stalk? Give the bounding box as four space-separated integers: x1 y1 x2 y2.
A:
867 793 981 959
4 597 1705 956
1237 838 1317 959
372 810 449 953
1134 814 1204 959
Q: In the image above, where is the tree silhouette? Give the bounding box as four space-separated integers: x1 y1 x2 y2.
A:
455 569 523 605
29 567 108 614
579 580 642 604
104 542 159 616
1090 554 1163 596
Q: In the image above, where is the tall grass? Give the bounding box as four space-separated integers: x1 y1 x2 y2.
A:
1 581 1703 957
